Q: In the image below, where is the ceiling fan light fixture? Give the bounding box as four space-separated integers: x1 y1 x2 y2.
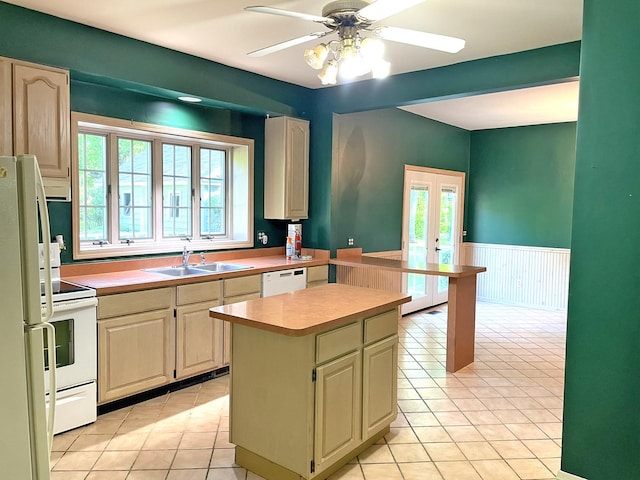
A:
360 37 385 61
318 60 339 85
371 59 391 79
304 43 329 69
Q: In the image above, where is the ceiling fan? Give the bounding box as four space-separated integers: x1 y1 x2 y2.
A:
245 0 465 85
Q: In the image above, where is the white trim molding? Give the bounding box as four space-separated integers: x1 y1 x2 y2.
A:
462 242 570 311
557 470 587 480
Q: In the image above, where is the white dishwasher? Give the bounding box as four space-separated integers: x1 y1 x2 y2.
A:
262 267 307 297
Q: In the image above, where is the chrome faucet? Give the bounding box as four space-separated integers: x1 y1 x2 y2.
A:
182 245 192 267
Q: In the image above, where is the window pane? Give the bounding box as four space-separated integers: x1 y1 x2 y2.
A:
200 148 226 236
163 143 192 238
77 133 108 241
118 138 152 239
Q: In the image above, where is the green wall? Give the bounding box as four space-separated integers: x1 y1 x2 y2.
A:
562 0 640 478
332 109 469 252
467 123 576 248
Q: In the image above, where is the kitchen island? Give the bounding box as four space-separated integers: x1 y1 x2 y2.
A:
209 283 410 480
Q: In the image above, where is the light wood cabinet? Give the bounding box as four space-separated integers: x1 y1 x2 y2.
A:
264 116 309 220
230 307 399 480
0 56 70 199
175 281 223 380
222 274 261 365
97 307 174 404
306 265 329 288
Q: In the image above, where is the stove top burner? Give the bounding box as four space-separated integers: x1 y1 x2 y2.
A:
41 280 96 302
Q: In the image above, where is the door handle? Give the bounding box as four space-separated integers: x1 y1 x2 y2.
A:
435 238 441 252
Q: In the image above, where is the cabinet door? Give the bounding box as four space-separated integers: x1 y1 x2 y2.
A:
314 351 361 474
286 118 309 220
98 309 174 404
362 335 398 440
176 300 223 380
12 63 70 179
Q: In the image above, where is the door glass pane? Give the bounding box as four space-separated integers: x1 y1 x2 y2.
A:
437 186 458 292
163 143 192 238
118 138 152 239
77 133 108 242
407 186 429 300
200 148 226 236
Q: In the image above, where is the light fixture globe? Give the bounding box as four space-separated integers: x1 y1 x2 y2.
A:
304 44 329 69
318 59 339 85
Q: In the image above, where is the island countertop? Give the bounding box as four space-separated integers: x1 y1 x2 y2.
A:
209 283 410 336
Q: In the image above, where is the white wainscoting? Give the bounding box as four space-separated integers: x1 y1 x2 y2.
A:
462 242 570 311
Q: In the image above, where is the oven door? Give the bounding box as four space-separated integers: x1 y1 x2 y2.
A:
44 297 98 393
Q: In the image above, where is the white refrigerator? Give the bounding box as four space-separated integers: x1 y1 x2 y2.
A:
0 155 57 480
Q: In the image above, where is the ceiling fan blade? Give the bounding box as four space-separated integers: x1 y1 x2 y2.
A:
245 6 332 24
376 26 465 53
357 0 425 22
247 32 327 57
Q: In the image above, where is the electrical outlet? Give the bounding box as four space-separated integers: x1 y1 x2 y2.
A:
348 237 354 246
257 231 268 245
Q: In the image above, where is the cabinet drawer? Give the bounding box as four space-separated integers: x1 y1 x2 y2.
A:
224 292 261 305
176 280 222 305
224 274 261 297
364 309 398 345
316 322 361 364
307 265 328 284
98 287 173 319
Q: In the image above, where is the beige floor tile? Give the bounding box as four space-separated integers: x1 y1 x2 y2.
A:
505 423 549 440
172 449 213 469
358 443 395 463
435 460 482 480
179 432 216 449
413 426 452 443
86 471 128 480
327 462 364 479
143 432 183 450
107 433 149 451
83 420 124 435
126 471 169 480
403 411 440 427
397 399 429 412
444 426 484 443
385 427 419 444
475 424 517 441
133 450 176 470
360 463 404 479
522 439 562 458
51 472 89 480
206 467 250 479
434 411 472 426
457 441 501 461
52 451 102 471
389 443 430 462
423 442 466 461
92 450 138 470
52 431 82 451
471 459 519 479
167 469 209 479
398 462 443 479
492 409 531 424
490 440 535 459
506 458 555 479
209 447 237 467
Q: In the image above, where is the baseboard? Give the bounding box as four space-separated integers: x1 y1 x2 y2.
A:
557 470 587 480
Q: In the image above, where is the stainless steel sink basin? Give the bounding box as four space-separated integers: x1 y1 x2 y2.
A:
144 263 252 277
196 262 253 273
144 266 210 277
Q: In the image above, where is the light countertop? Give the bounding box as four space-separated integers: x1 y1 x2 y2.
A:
209 283 410 336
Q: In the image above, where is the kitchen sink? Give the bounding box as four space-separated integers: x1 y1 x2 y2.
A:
144 266 211 277
144 263 252 277
196 262 253 273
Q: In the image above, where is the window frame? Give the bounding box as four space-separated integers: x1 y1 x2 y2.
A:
71 112 254 260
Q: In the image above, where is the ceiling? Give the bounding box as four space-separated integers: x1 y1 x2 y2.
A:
5 0 583 129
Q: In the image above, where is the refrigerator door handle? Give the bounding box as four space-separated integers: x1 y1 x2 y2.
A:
26 321 57 453
34 160 54 323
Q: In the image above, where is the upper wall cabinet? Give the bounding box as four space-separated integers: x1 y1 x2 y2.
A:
0 56 71 200
264 116 309 220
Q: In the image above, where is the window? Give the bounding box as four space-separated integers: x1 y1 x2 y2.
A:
71 113 254 260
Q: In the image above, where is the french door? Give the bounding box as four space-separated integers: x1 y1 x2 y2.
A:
401 166 464 315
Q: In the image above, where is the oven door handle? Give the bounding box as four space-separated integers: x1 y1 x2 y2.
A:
52 297 98 313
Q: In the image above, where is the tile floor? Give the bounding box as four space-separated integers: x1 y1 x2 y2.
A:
50 301 566 480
